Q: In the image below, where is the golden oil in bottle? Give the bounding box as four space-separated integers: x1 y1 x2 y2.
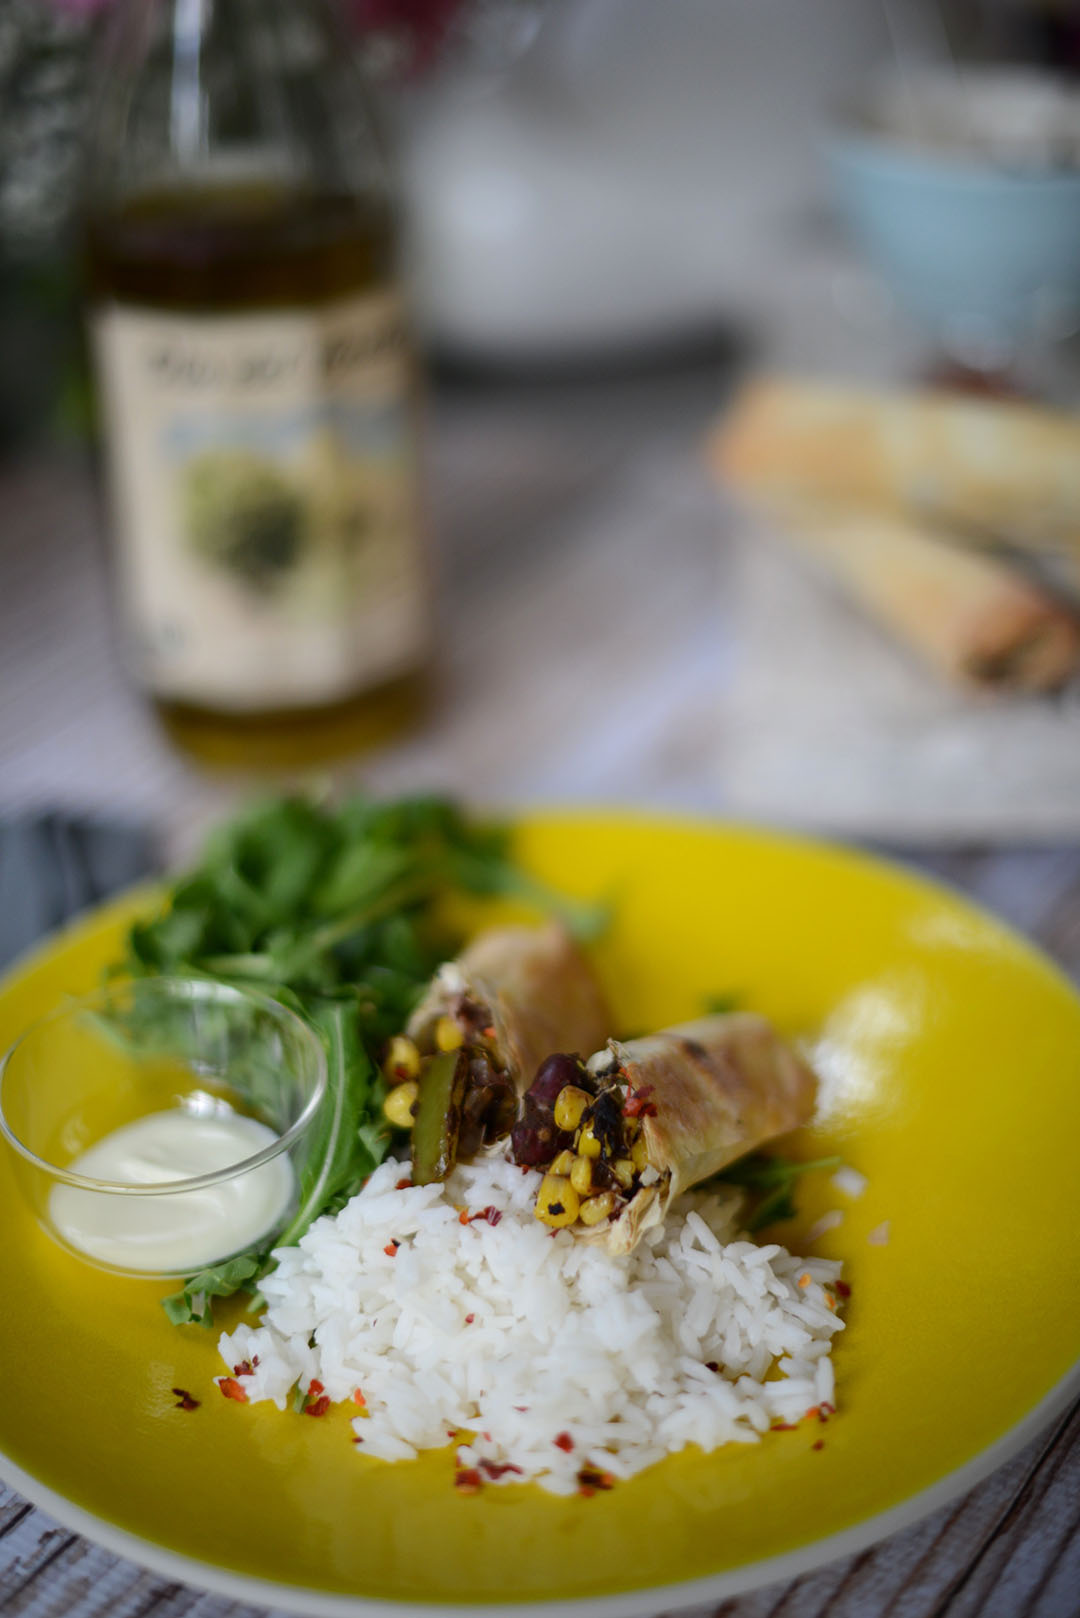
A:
85 2 429 767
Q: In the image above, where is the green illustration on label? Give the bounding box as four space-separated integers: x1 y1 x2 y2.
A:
183 450 308 593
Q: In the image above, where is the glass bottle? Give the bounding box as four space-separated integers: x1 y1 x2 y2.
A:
84 0 429 768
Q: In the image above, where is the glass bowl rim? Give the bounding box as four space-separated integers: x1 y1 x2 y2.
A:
0 976 329 1195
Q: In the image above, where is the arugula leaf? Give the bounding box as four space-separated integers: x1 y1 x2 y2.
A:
114 792 601 1329
273 1001 387 1249
162 1253 263 1328
713 1153 842 1233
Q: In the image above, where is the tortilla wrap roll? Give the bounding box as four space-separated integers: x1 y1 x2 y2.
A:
407 922 611 1096
512 1012 815 1250
599 1014 816 1252
755 497 1080 693
710 375 1080 561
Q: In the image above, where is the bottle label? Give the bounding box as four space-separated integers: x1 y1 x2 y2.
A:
92 290 427 711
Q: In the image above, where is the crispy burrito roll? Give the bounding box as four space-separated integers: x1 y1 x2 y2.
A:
710 374 1080 558
407 922 611 1094
602 1014 816 1252
384 923 611 1184
515 1013 816 1252
748 498 1080 694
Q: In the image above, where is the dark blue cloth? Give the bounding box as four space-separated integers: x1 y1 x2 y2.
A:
0 815 157 969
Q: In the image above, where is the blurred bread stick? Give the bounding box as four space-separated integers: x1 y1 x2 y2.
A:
711 375 1080 691
748 497 1080 693
712 376 1080 569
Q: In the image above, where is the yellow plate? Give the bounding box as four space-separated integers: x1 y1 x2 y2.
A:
1 813 1078 1616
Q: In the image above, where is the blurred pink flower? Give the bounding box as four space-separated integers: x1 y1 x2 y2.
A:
349 0 464 72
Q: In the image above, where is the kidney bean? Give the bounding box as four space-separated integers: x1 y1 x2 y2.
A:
526 1053 588 1109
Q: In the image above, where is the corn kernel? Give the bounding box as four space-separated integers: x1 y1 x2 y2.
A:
550 1149 575 1177
630 1135 649 1171
382 1080 419 1129
579 1191 616 1226
612 1157 635 1189
569 1155 593 1196
553 1085 590 1132
434 1015 464 1052
577 1121 602 1158
534 1175 580 1228
383 1035 421 1083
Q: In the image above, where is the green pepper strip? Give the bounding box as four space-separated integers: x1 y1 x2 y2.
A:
411 1049 468 1185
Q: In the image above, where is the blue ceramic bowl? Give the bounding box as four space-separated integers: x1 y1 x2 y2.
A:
828 102 1080 357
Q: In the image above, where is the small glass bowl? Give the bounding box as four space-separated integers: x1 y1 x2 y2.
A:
0 977 327 1278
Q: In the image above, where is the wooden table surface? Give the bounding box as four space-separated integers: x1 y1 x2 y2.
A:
1 358 1079 1617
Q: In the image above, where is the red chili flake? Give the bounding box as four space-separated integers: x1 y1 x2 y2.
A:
352 1434 365 1444
514 1406 529 1413
466 1205 502 1226
553 1432 575 1452
482 1431 492 1442
465 1313 475 1324
770 1422 798 1432
447 1429 458 1440
352 1388 367 1407
576 1464 615 1492
481 1025 496 1039
818 1402 836 1422
309 1379 325 1397
835 1280 852 1298
805 1406 820 1421
623 1085 657 1119
232 1359 255 1377
384 1241 399 1257
458 1209 471 1225
454 1468 483 1495
479 1458 524 1480
812 1440 825 1451
172 1388 200 1411
218 1377 248 1404
395 1177 413 1191
305 1395 331 1418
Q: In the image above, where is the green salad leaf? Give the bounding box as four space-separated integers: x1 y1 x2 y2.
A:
161 1253 263 1329
115 793 591 1327
713 1152 842 1233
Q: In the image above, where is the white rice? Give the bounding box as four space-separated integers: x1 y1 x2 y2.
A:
219 1156 845 1494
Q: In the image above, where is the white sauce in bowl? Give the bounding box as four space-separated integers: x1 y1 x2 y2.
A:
49 1110 294 1273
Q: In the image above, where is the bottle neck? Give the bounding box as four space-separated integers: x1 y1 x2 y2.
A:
169 0 210 169
87 0 389 213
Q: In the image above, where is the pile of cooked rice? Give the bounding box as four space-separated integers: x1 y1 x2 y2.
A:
220 1156 844 1494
